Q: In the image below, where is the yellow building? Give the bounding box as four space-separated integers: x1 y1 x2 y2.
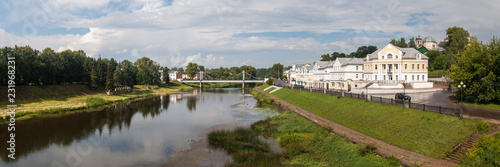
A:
364 43 429 83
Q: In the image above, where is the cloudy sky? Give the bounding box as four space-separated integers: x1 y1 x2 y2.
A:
0 0 499 68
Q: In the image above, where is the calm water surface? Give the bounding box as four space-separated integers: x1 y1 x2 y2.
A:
0 88 275 166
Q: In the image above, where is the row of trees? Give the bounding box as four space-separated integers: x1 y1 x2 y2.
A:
172 63 285 80
320 46 378 61
0 46 168 90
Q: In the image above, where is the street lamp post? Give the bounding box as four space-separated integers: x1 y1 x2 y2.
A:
401 80 407 108
365 79 369 101
458 82 466 119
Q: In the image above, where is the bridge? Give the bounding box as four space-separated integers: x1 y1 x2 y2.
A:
179 70 267 88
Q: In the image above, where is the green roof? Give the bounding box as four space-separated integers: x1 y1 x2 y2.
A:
417 46 429 53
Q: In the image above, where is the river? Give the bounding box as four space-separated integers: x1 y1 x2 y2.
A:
0 88 277 166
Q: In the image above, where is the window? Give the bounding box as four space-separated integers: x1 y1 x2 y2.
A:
412 75 414 80
396 75 398 81
384 75 386 80
382 56 385 59
417 64 420 70
412 64 415 69
395 64 398 69
422 75 425 81
387 53 393 59
405 64 407 69
375 64 377 70
383 64 386 70
396 55 398 59
405 75 407 81
423 64 425 70
356 74 358 78
375 75 377 80
417 75 420 80
356 66 358 70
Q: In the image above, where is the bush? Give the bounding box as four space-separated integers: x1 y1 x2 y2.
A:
359 144 377 156
279 133 302 147
462 133 500 167
476 121 490 133
266 78 274 85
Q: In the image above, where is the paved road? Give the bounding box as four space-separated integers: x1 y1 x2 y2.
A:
372 91 500 121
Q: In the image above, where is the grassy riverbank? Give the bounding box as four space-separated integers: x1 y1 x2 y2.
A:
264 85 478 159
208 111 398 166
0 83 193 122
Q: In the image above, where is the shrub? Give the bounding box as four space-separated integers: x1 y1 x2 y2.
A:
279 133 302 147
266 78 274 85
462 133 500 167
476 121 489 133
359 144 377 156
388 155 401 166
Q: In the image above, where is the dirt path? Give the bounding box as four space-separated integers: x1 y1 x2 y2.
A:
258 89 457 167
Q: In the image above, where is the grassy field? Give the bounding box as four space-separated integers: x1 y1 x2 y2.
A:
266 86 478 159
209 110 398 166
463 102 500 111
0 83 193 119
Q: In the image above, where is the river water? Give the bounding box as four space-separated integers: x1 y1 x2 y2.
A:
0 88 276 167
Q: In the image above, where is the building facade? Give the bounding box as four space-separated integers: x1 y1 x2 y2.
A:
364 43 429 83
416 35 438 51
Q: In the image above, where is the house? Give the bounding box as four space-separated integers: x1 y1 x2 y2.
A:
290 63 314 88
364 43 433 88
329 58 365 91
169 71 182 81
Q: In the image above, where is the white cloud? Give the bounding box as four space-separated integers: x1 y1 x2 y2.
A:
131 48 140 57
1 0 499 68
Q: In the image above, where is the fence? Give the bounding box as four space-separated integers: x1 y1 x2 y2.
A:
282 86 461 118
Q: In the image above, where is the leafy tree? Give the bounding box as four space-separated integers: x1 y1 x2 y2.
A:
320 54 331 61
186 62 199 79
349 46 378 58
408 37 417 49
160 66 170 83
391 38 408 48
198 65 205 72
331 52 346 60
271 63 284 79
441 26 471 55
426 50 443 70
240 65 256 79
449 37 500 103
135 57 160 85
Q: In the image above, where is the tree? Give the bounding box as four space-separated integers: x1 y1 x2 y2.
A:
449 37 500 103
320 54 331 61
160 66 170 83
271 63 284 79
105 58 117 91
240 65 256 79
349 46 378 58
408 37 417 49
426 50 445 71
331 52 346 60
135 57 161 85
391 38 408 48
442 26 470 55
198 65 205 72
186 62 199 79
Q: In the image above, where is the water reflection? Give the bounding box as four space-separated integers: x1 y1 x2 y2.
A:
0 88 273 166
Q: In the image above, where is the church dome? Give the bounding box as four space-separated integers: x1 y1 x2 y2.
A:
423 36 436 43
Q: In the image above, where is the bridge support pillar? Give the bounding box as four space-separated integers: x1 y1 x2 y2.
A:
242 70 245 89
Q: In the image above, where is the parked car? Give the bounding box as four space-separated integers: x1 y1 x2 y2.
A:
395 93 411 102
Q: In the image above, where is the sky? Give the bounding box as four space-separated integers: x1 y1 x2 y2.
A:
0 0 499 68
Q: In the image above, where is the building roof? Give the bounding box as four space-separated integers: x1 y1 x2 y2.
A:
423 36 437 43
315 61 334 70
417 46 430 53
337 58 364 65
365 44 429 60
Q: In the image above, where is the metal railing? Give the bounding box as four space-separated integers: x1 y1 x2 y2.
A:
282 86 461 118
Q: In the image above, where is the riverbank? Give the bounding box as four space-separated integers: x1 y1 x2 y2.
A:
0 84 193 123
258 84 483 166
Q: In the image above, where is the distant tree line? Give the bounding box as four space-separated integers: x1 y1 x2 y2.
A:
320 45 378 61
0 46 169 90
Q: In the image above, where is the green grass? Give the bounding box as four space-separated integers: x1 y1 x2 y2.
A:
460 133 500 167
251 90 274 106
463 102 500 111
429 69 446 77
251 111 398 166
267 88 478 159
